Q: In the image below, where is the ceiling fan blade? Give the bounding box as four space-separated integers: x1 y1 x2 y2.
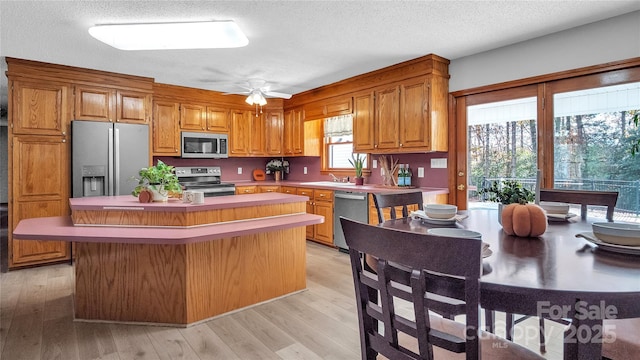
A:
264 91 292 99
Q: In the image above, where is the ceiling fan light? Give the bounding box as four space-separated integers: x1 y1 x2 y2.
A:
88 20 248 50
246 92 267 106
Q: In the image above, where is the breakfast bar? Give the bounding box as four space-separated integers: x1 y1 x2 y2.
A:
13 193 323 327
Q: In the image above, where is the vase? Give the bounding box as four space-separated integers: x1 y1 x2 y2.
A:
149 185 168 202
274 170 282 181
355 177 364 185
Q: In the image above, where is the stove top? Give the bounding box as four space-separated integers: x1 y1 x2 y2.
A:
175 166 235 197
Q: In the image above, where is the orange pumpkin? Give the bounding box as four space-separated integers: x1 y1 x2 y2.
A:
501 203 547 237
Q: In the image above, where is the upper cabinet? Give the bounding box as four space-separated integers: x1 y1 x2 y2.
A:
206 106 230 132
229 109 252 156
352 91 375 152
303 96 352 121
74 86 150 124
230 109 282 157
265 110 284 155
283 107 304 156
152 100 180 155
11 79 71 136
179 103 207 131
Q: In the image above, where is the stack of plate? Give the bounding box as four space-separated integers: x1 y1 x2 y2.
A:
426 228 492 258
592 222 640 246
539 201 575 221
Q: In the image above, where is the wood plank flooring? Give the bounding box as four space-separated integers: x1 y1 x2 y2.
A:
1 241 565 359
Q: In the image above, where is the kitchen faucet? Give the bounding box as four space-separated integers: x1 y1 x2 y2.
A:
329 173 340 182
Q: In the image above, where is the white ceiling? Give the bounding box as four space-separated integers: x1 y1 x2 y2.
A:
1 0 640 103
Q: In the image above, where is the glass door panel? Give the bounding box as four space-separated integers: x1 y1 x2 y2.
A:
467 97 538 208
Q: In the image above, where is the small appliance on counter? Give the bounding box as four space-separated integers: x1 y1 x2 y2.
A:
175 166 235 197
252 169 266 181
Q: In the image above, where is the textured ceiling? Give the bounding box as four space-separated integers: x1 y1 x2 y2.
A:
1 0 639 101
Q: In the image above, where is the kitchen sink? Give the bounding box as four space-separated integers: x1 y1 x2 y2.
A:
299 181 357 187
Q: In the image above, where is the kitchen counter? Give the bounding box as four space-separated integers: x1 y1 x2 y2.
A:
13 193 321 326
234 180 449 195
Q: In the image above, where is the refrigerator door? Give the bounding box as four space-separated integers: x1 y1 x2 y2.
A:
114 123 149 196
72 121 112 198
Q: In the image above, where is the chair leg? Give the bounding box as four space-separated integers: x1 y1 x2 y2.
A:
539 317 546 353
505 313 514 341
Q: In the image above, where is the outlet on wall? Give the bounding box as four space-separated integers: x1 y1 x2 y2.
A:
237 167 242 175
303 167 308 174
372 159 377 168
417 167 425 178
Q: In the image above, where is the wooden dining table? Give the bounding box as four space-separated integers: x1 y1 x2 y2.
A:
378 208 640 360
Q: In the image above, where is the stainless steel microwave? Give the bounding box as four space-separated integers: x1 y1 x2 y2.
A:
181 132 229 159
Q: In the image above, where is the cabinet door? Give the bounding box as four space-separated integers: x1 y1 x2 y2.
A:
230 110 250 156
313 201 334 245
12 80 70 135
297 188 315 239
152 101 180 155
10 135 71 268
180 103 206 131
117 90 150 124
400 79 430 149
206 106 230 132
74 85 115 122
283 108 303 156
249 113 266 155
280 186 297 194
375 85 400 150
353 91 375 152
265 110 283 155
235 185 257 194
259 185 280 193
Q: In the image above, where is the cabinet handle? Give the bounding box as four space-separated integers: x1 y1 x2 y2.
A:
62 131 66 135
399 143 403 147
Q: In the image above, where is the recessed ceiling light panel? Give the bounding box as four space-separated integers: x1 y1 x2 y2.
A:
88 20 248 50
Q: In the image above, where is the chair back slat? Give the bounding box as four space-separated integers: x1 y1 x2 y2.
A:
539 189 618 221
340 217 482 360
373 191 424 224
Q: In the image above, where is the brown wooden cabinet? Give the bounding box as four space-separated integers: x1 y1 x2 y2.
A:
283 107 303 156
280 186 297 195
75 85 150 124
179 103 206 131
265 110 283 155
297 188 334 246
152 101 180 155
10 135 71 267
353 91 375 152
230 110 281 157
258 185 280 193
206 106 230 132
249 112 266 156
229 109 251 156
11 80 70 136
303 96 353 121
235 185 258 194
375 85 401 150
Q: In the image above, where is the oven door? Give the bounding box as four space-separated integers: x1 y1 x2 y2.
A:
199 186 236 197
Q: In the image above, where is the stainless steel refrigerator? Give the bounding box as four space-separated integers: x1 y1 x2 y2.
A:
72 120 149 198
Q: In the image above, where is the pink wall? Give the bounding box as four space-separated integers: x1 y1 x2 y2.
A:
155 152 449 188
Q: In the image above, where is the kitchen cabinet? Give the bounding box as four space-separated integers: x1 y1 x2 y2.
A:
74 85 150 124
11 80 71 136
235 185 258 194
265 110 283 155
283 107 303 156
249 112 266 156
230 110 281 157
280 186 297 195
10 135 71 268
297 188 334 246
258 185 280 193
303 96 353 121
229 109 252 156
206 106 230 132
152 101 181 155
180 103 206 131
353 76 447 153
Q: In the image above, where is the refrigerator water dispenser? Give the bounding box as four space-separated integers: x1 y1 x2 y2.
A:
81 165 106 197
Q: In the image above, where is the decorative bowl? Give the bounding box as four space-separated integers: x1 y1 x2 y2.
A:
539 201 570 215
424 204 458 219
592 222 640 246
427 228 481 239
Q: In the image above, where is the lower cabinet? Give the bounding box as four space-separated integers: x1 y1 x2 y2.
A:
297 188 334 246
258 185 280 193
235 185 257 194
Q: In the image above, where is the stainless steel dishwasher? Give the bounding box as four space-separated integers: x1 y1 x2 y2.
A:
333 190 369 251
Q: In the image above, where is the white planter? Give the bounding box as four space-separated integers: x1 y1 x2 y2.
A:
148 185 168 202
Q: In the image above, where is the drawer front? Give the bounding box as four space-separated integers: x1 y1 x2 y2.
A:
314 189 334 202
259 185 280 193
280 186 297 194
296 188 314 198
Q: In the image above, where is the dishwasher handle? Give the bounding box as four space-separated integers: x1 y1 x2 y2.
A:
334 193 368 201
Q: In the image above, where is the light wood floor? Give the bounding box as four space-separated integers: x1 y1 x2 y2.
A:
1 241 565 360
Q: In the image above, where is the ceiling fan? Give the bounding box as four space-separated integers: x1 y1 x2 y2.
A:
225 79 292 104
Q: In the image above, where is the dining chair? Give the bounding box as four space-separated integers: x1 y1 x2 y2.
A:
539 189 618 221
339 217 544 360
503 188 619 353
372 191 424 224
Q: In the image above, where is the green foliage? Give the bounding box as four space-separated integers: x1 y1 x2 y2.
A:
131 160 182 197
348 153 365 178
478 179 534 205
631 112 640 156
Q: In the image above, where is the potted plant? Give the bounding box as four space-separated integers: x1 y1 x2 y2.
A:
266 158 289 181
132 160 182 202
478 179 535 224
349 154 365 185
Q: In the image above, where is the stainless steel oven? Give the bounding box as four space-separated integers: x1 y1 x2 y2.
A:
175 166 235 197
181 132 228 159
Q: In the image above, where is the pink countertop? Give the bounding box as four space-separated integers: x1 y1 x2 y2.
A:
70 192 309 212
13 213 324 245
234 180 449 194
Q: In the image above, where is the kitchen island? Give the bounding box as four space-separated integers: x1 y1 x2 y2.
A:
13 193 323 327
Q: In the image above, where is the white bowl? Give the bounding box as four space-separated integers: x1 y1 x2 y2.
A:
592 222 640 246
539 201 570 215
427 228 481 239
424 204 457 219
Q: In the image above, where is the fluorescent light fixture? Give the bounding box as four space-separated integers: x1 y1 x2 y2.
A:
246 91 267 106
89 20 248 50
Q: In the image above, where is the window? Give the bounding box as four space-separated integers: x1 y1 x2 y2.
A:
323 115 368 172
